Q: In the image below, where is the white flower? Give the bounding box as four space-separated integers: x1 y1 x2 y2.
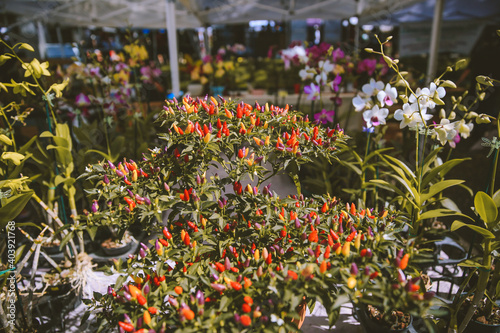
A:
409 82 445 110
299 65 315 81
435 119 458 147
315 60 334 85
281 45 307 63
85 166 92 172
363 105 389 128
394 103 432 129
362 78 384 96
429 82 446 99
456 119 473 139
352 95 370 112
376 83 398 107
270 314 284 326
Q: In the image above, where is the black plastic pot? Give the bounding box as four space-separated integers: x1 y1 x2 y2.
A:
464 318 500 333
356 306 413 333
101 240 133 256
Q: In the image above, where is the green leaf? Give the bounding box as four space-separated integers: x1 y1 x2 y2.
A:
422 158 469 187
332 294 350 309
451 220 494 239
475 191 498 225
0 190 34 229
493 189 500 208
420 179 464 203
382 154 416 181
419 209 473 222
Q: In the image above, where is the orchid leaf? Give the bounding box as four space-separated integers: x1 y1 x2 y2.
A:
474 191 498 226
451 220 494 239
420 179 464 203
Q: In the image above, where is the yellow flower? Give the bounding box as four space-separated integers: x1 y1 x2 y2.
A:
202 63 213 74
223 61 234 71
22 58 50 79
200 76 209 85
333 64 345 75
215 68 225 78
48 78 69 98
113 70 130 83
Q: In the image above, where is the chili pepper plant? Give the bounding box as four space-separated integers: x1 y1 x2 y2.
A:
81 95 433 332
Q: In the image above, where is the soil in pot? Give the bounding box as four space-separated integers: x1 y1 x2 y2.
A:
101 231 134 256
358 304 413 333
461 296 500 332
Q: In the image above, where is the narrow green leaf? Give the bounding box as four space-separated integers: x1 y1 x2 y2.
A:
420 179 464 203
421 158 469 187
419 209 473 222
451 220 494 239
0 190 34 229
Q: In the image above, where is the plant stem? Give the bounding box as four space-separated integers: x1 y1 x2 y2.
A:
457 239 492 333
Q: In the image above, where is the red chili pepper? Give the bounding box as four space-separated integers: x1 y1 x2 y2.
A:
329 229 339 241
308 230 318 243
137 294 147 306
118 321 134 332
346 231 357 242
163 227 172 240
230 281 242 291
183 233 190 246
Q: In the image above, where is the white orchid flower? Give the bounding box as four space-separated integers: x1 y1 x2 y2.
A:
377 83 398 107
435 119 458 147
363 105 389 128
352 95 370 112
394 103 432 129
299 65 315 81
362 78 384 96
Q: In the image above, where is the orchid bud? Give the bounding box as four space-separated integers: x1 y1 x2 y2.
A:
107 286 113 295
225 257 231 270
295 218 301 228
163 183 170 191
211 273 219 281
124 207 131 214
108 160 116 169
144 197 151 205
143 284 150 295
103 174 110 185
127 189 134 197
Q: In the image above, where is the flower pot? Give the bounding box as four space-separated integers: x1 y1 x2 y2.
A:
101 239 133 256
211 85 225 96
187 83 203 97
464 319 500 333
356 305 413 333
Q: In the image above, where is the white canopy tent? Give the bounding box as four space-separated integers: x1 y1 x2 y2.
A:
1 0 489 95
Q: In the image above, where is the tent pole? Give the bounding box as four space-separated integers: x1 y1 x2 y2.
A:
166 0 180 97
426 0 445 84
37 21 47 60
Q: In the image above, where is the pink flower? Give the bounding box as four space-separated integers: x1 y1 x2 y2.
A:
314 109 335 124
332 48 345 62
75 93 91 106
304 83 320 101
330 75 342 93
357 58 377 76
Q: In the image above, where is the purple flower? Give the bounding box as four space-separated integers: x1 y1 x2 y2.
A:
332 48 345 62
304 83 320 101
75 93 91 106
357 58 377 76
330 75 342 93
314 109 335 125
